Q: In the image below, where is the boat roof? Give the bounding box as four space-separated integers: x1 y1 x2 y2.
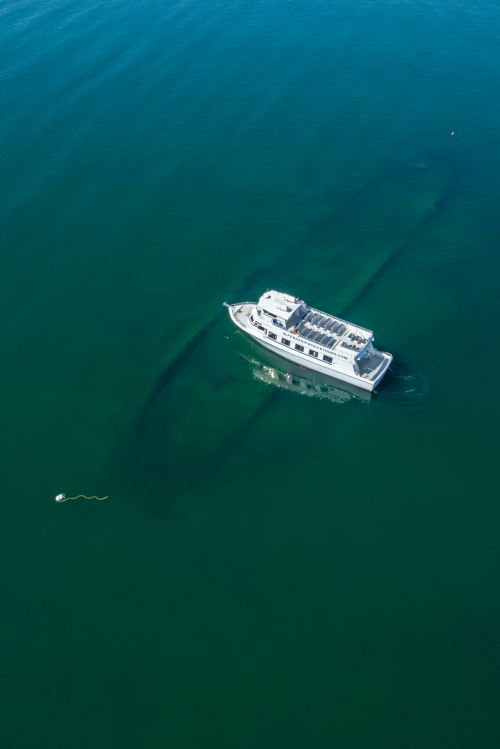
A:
257 289 374 358
257 290 304 322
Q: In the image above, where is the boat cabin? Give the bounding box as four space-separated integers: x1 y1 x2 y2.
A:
256 291 308 330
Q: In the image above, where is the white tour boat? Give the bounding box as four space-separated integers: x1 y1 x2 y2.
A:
225 290 393 392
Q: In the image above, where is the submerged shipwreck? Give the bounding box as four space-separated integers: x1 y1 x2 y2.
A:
123 158 449 508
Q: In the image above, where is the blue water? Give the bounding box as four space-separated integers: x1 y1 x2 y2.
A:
1 2 500 747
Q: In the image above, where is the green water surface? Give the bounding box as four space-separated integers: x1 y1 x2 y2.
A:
1 1 500 747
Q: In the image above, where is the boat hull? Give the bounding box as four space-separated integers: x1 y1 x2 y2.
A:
227 303 391 392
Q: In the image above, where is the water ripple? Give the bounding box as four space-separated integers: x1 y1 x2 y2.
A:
378 359 438 406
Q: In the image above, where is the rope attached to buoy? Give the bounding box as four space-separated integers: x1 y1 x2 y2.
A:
55 493 109 503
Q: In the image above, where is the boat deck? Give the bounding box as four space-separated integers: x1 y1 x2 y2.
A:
291 309 370 353
357 350 387 379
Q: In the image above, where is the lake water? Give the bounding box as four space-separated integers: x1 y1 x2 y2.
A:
1 1 500 747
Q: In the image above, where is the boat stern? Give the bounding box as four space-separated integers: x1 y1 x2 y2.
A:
371 351 393 389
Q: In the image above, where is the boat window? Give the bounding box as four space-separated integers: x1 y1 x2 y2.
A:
250 314 254 323
309 349 318 358
322 355 333 364
295 344 304 352
257 324 265 331
281 338 290 346
268 332 277 340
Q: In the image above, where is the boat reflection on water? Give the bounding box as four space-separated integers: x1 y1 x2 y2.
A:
230 334 372 406
229 334 437 408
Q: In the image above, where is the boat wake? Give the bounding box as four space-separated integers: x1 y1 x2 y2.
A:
378 360 436 406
